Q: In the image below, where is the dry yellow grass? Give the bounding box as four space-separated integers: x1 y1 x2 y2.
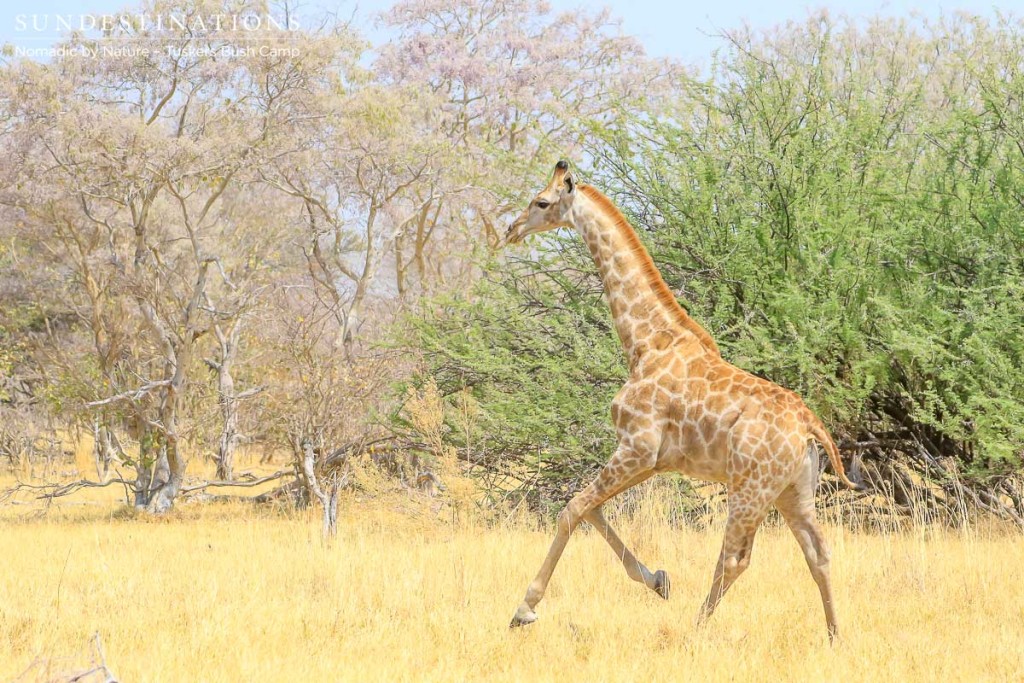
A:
1 476 1023 682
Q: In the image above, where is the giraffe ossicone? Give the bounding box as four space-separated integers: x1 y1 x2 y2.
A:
504 160 859 642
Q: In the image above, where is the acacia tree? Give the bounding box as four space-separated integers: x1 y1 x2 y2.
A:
199 182 289 481
375 0 675 293
261 82 453 352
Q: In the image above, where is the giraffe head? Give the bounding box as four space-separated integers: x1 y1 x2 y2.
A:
505 160 577 244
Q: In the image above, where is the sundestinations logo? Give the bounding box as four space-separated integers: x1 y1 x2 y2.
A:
15 13 301 34
8 13 303 59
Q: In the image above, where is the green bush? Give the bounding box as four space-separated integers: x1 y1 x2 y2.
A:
404 14 1024 508
403 247 626 508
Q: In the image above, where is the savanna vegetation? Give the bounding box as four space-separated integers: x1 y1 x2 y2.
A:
2 0 1024 678
4 1 1022 524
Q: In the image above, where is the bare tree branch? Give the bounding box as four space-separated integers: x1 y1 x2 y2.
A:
86 380 172 407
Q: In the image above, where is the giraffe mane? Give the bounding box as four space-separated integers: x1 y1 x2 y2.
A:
578 184 721 357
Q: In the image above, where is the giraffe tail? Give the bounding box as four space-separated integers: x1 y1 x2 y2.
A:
808 419 864 491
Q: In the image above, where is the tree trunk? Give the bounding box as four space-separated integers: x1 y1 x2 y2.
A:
323 477 340 538
92 421 120 482
211 321 243 481
341 293 364 352
144 399 185 514
148 349 190 513
132 260 207 513
216 408 239 481
146 458 181 513
132 429 169 508
298 438 343 538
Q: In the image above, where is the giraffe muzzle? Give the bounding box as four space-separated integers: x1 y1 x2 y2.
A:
505 222 524 245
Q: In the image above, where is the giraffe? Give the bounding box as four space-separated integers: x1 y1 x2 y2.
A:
503 160 860 641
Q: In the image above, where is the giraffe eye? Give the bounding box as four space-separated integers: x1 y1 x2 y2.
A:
536 200 550 209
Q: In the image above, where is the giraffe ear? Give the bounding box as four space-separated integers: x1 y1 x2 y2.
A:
563 172 575 195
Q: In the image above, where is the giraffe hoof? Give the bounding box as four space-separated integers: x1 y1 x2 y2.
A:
509 605 538 628
653 569 671 600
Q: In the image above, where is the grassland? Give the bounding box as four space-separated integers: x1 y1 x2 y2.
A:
1 466 1023 683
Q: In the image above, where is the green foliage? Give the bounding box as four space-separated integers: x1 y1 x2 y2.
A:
591 14 1024 479
404 246 626 503
408 14 1024 502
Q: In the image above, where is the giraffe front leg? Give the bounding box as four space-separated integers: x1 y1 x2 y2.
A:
584 503 670 600
510 449 654 627
510 488 596 627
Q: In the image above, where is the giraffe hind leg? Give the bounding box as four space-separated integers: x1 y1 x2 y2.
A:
775 446 839 642
697 491 769 627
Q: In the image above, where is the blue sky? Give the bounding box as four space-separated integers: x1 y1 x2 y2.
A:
592 0 1007 62
0 0 1014 63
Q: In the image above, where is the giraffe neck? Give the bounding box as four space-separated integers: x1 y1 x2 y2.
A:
571 186 719 367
